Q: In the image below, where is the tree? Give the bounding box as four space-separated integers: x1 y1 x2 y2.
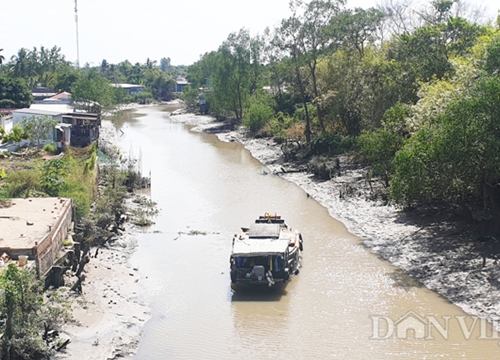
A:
276 0 346 138
142 68 175 100
160 57 171 72
0 263 69 359
0 48 4 66
52 65 81 92
243 91 276 132
0 74 32 108
0 124 29 148
332 7 386 59
71 69 114 110
21 116 57 148
485 35 500 74
391 75 500 225
205 29 260 120
9 46 69 88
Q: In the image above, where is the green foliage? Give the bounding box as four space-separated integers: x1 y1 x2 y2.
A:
42 142 58 154
359 130 403 185
331 7 386 58
22 116 57 148
60 181 92 220
9 46 69 88
243 93 275 132
133 91 153 104
485 35 500 74
268 111 300 139
0 263 70 359
0 74 32 108
41 158 69 196
59 146 98 220
72 69 115 110
180 86 200 110
3 170 41 198
200 29 263 119
407 58 480 133
309 133 358 156
130 197 158 226
391 75 500 207
1 124 29 146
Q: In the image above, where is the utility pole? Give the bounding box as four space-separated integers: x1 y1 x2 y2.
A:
74 0 80 67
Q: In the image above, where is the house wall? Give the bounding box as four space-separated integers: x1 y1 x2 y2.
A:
35 198 73 278
129 86 145 95
11 112 62 147
12 112 62 126
1 115 13 133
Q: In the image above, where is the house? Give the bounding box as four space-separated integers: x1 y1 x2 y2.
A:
32 87 57 101
61 112 100 147
175 77 189 93
111 83 145 95
33 91 72 105
0 198 73 279
0 108 17 133
10 106 100 149
12 108 65 127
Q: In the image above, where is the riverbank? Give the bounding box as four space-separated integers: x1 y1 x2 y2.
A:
56 119 150 359
171 111 500 328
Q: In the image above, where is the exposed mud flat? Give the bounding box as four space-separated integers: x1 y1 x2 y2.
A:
57 234 149 360
57 120 150 359
172 112 500 329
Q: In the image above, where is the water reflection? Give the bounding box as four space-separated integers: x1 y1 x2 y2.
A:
230 283 288 302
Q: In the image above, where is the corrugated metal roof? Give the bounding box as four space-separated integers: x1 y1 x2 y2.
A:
232 238 290 256
29 104 74 113
45 92 71 100
15 108 65 116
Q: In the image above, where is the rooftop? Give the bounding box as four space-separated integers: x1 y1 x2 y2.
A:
29 104 74 113
15 108 66 116
110 83 145 89
0 198 71 249
232 238 290 256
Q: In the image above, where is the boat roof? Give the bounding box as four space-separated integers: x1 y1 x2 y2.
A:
248 223 280 238
232 222 297 256
232 238 290 256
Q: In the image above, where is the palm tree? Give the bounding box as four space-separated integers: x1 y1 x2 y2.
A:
0 48 5 67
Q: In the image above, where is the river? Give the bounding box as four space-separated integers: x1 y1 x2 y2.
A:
112 106 499 359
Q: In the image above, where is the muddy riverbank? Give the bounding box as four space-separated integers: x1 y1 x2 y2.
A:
170 110 500 329
56 117 151 360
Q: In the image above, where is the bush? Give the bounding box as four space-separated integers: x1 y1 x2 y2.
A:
133 91 153 104
0 264 70 358
358 129 403 185
244 102 275 132
4 170 41 198
43 142 58 154
41 158 69 196
309 134 357 156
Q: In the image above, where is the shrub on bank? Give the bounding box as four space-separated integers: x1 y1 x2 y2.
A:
309 134 358 156
42 142 58 154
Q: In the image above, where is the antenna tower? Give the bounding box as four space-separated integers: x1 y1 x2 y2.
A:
74 0 80 67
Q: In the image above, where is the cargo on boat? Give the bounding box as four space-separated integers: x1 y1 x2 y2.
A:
230 213 303 287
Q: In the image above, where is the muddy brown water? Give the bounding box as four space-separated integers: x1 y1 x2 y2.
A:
111 107 499 359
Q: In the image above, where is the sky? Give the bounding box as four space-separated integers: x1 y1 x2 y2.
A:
1 0 498 67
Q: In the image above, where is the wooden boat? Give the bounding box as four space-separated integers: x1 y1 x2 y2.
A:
230 213 303 287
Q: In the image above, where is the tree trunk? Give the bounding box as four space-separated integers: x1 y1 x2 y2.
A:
294 65 311 143
309 61 325 134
